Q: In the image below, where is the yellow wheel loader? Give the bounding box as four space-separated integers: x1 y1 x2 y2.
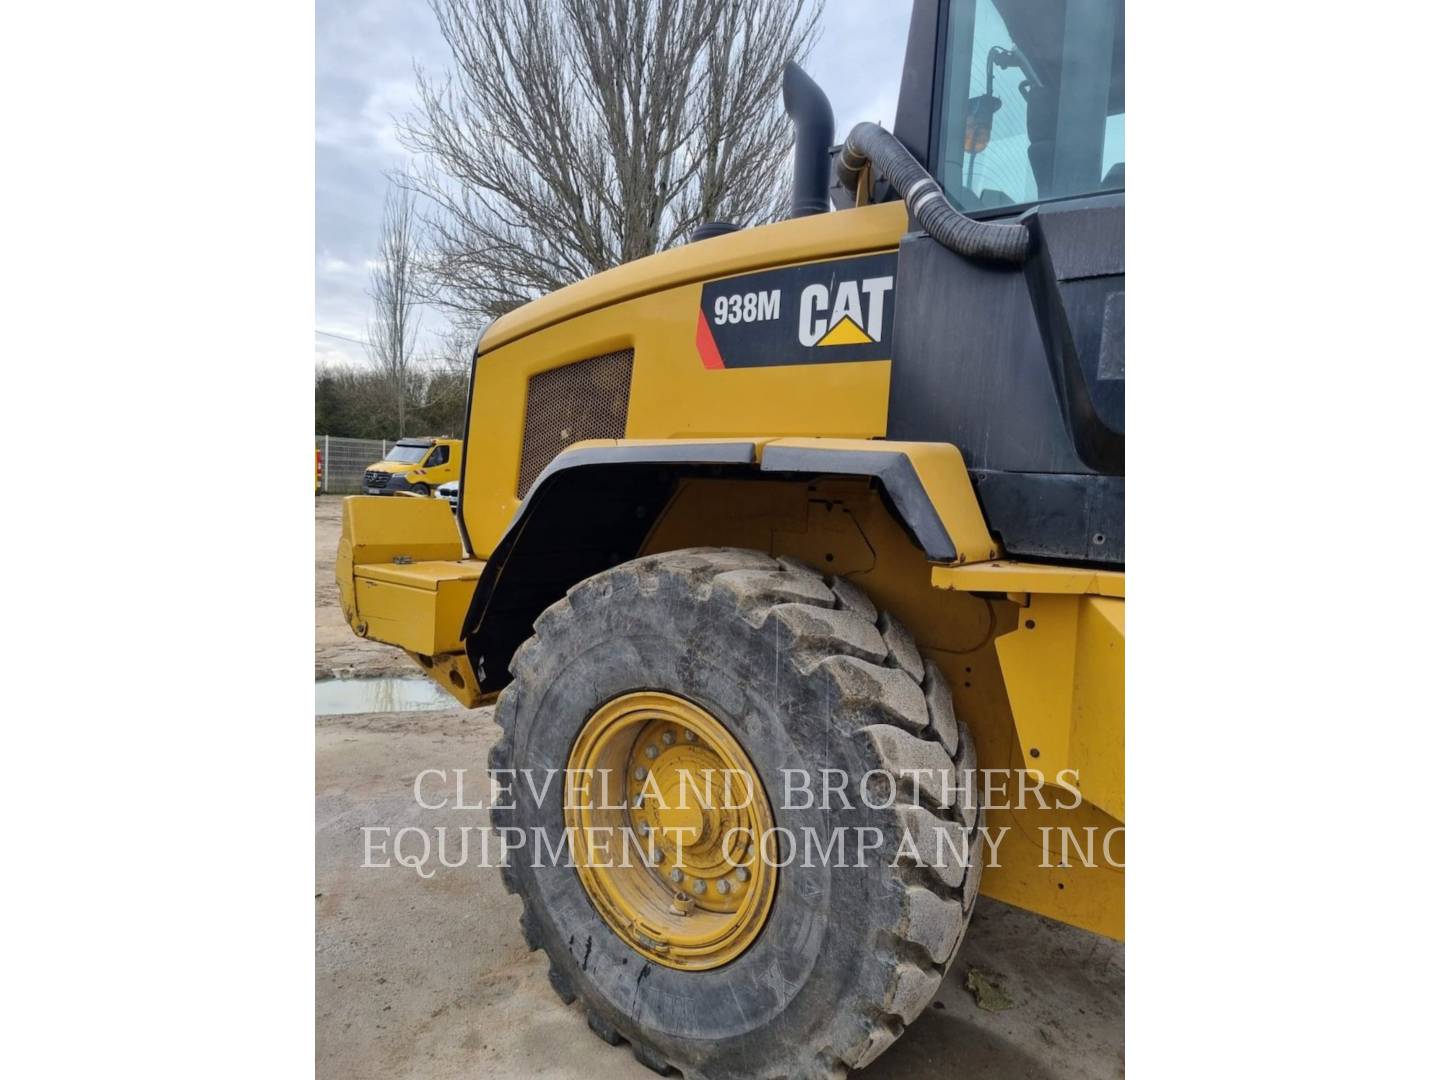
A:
336 1 1123 1075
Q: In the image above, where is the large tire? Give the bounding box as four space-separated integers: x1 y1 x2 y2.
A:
489 547 982 1080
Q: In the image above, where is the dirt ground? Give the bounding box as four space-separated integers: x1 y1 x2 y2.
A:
315 497 1124 1079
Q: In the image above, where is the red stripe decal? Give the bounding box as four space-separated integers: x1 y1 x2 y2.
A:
695 309 725 370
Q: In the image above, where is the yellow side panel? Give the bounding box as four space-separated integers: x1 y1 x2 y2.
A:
982 796 1124 939
461 204 908 560
353 562 480 657
481 202 908 352
1072 597 1125 822
464 308 892 559
995 593 1125 824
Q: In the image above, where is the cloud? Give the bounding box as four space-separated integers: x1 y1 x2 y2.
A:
316 0 449 366
808 1 910 133
317 1 916 368
315 76 416 158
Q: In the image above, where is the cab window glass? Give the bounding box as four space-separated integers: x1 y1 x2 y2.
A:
936 0 1124 211
428 445 449 467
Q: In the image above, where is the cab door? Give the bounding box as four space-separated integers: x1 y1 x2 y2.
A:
424 442 457 484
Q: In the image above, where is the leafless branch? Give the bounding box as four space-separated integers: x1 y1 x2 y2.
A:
398 0 822 322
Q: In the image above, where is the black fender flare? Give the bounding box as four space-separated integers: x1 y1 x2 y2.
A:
462 440 968 693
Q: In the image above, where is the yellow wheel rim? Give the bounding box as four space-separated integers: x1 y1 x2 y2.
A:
565 691 777 971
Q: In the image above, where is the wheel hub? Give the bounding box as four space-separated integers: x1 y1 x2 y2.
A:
565 692 777 971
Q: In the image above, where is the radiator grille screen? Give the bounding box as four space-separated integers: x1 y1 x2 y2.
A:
516 349 634 498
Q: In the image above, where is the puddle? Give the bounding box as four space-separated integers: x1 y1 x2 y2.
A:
315 676 454 716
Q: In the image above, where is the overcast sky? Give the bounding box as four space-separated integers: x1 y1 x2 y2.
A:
316 0 912 367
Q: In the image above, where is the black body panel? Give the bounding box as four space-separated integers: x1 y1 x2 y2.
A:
971 470 1123 564
888 194 1124 564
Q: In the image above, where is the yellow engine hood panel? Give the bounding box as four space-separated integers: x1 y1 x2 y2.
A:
479 202 908 355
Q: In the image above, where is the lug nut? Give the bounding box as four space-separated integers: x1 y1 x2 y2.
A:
692 880 707 895
670 868 684 883
645 745 659 760
735 866 750 882
684 731 697 743
716 879 731 895
634 767 647 781
662 731 675 746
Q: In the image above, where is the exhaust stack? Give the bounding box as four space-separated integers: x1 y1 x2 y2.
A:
782 62 834 218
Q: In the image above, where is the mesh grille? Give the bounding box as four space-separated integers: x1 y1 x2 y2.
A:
517 349 634 498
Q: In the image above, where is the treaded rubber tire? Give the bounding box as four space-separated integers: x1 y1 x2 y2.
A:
489 547 982 1080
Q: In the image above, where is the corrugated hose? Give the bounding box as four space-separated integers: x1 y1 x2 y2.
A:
836 121 1031 265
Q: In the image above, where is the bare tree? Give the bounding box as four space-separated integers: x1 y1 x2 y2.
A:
414 322 478 430
429 321 480 379
366 187 424 435
400 0 823 321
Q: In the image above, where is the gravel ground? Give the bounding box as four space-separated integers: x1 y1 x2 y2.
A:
315 496 1124 1078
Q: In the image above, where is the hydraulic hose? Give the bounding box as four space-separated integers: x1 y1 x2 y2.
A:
836 121 1031 265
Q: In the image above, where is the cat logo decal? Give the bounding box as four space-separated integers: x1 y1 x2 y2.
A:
696 251 898 369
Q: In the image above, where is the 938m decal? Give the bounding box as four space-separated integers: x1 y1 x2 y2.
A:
696 251 898 369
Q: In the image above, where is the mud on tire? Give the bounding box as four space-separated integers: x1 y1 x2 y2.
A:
488 548 982 1080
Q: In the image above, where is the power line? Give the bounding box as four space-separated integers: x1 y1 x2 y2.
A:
315 328 367 346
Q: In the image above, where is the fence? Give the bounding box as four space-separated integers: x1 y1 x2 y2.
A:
315 435 397 494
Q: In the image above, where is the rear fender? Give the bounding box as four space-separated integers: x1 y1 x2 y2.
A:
461 437 994 693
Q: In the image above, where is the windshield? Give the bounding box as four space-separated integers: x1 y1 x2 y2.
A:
936 0 1123 211
384 445 430 464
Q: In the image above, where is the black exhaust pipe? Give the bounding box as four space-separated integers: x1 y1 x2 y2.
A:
782 62 833 218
